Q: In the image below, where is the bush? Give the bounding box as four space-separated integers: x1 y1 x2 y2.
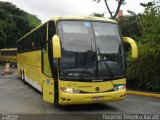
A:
126 4 160 92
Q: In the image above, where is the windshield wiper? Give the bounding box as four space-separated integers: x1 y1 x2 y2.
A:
97 48 114 78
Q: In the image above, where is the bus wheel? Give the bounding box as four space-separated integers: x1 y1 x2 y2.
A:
22 70 26 82
20 70 25 81
20 70 23 80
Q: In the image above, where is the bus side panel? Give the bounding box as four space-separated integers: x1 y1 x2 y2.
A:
17 51 55 103
17 51 42 91
42 78 54 103
41 50 55 103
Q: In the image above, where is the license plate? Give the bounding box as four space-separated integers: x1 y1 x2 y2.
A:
92 96 103 101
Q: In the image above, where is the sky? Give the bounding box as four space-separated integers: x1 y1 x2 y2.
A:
0 0 152 23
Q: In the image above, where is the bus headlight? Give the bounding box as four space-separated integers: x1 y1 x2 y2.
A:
114 85 126 91
60 87 80 94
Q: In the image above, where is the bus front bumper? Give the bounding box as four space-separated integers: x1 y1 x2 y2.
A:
58 89 126 105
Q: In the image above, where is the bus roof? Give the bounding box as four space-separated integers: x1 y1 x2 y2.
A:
0 48 17 51
18 16 117 42
52 16 117 23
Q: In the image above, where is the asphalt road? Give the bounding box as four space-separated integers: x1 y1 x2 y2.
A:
0 66 159 120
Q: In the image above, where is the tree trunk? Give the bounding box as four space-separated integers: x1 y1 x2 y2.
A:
112 0 123 19
104 0 123 19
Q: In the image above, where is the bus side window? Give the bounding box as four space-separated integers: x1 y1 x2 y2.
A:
35 31 40 49
41 25 47 50
29 34 33 51
26 36 30 52
48 21 56 41
22 38 26 52
22 39 24 52
48 21 56 74
32 30 40 50
41 24 53 77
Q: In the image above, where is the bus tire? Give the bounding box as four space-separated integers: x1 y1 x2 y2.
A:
20 70 23 80
20 70 25 82
22 70 26 83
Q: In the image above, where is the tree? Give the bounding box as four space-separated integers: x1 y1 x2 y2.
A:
117 10 141 40
90 12 104 17
140 2 154 7
116 1 160 91
126 3 160 91
0 2 41 48
93 0 125 19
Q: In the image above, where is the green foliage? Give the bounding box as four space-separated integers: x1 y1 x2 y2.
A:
26 14 41 29
0 2 41 48
117 11 141 40
93 0 126 19
90 12 104 17
126 4 160 91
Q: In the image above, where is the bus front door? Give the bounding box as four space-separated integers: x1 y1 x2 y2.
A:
42 40 54 103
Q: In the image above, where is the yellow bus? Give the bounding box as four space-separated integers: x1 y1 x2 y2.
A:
17 16 138 105
0 48 17 65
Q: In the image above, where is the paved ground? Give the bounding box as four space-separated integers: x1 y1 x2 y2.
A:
0 66 160 120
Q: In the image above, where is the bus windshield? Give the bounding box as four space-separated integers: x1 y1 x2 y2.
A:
58 21 125 81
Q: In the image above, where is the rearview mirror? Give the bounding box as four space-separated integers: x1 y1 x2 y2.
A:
52 35 61 59
123 37 138 59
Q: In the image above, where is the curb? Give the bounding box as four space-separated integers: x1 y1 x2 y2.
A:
127 91 160 98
